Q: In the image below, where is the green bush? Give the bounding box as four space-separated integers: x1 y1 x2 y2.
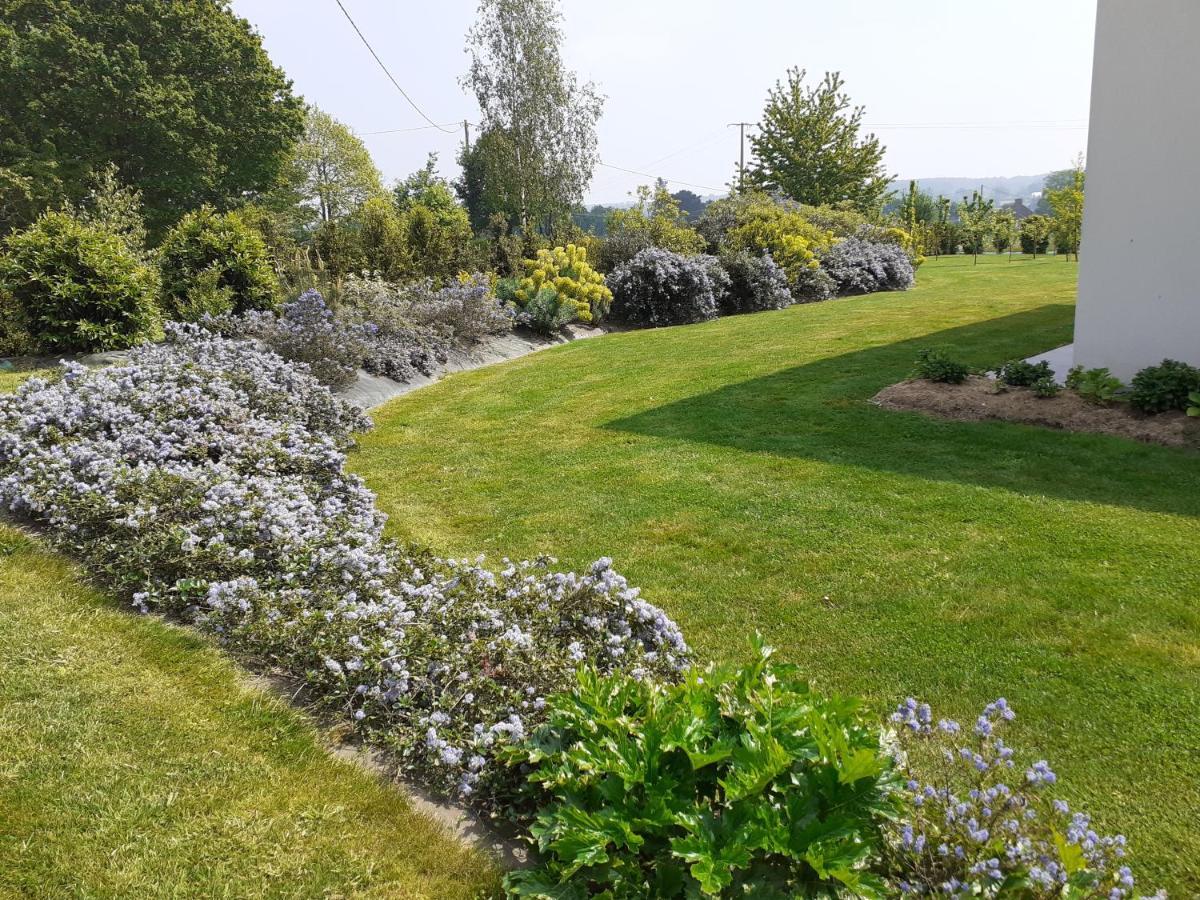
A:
997 358 1053 387
0 210 160 352
1189 391 1200 417
1128 359 1200 414
0 291 35 356
1031 375 1061 398
157 207 278 321
1066 365 1123 405
502 637 895 899
912 348 968 384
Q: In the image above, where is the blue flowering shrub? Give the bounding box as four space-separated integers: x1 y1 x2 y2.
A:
883 698 1161 899
398 273 515 343
206 289 373 388
0 326 688 801
502 637 896 898
820 236 915 296
607 248 721 327
717 250 793 314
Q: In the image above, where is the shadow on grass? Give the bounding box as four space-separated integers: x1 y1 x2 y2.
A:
605 303 1200 518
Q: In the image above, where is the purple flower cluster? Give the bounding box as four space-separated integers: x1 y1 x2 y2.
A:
820 235 915 295
206 288 373 388
0 325 688 800
607 248 721 327
885 697 1160 899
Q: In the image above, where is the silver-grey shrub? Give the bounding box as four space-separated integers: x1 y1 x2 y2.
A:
606 248 720 327
718 250 793 314
821 236 915 296
0 326 688 801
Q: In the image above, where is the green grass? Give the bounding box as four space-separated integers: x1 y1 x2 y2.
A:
0 366 53 393
0 528 498 896
352 254 1200 892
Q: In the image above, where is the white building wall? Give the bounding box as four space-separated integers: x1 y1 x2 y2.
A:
1074 0 1200 381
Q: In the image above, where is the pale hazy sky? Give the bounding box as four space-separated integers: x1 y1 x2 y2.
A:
230 0 1098 204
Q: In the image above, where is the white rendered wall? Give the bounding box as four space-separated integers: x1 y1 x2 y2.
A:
1073 0 1200 381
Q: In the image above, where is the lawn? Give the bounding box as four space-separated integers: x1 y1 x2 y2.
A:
352 254 1200 892
0 522 497 895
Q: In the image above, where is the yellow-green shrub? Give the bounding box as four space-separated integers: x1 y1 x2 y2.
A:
724 204 833 284
514 244 611 324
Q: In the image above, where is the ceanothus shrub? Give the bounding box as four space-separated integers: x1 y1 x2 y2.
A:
607 248 720 327
821 236 915 296
206 289 372 388
717 250 793 314
884 698 1161 898
0 325 688 802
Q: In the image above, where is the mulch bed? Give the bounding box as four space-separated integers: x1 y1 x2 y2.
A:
873 375 1200 449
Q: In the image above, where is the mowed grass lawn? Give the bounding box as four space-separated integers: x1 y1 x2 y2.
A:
353 254 1200 892
0 525 497 893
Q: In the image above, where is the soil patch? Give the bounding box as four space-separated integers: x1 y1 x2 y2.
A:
874 375 1200 449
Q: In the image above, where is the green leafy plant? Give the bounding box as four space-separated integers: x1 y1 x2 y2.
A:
912 348 968 384
0 210 160 352
514 244 611 329
1066 365 1123 405
1128 359 1200 414
1031 375 1061 398
1188 391 1200 417
157 206 278 321
997 358 1053 387
501 636 896 898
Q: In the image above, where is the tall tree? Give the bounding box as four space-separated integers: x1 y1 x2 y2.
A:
957 190 995 264
744 69 889 213
271 107 384 228
991 208 1019 259
462 0 604 233
0 0 304 234
1045 157 1085 261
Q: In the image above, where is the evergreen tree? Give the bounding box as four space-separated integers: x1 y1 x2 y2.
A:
744 69 889 213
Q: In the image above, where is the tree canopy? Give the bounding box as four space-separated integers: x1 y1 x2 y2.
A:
0 0 305 234
461 0 604 233
745 69 890 213
271 107 385 228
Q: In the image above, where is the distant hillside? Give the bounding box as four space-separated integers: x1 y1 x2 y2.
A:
895 174 1049 204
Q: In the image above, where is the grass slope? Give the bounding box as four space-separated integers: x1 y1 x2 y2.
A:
0 525 496 893
353 255 1200 891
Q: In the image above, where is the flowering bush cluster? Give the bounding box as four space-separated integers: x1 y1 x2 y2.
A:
883 698 1161 899
821 236 916 296
0 326 688 801
398 273 515 342
208 285 452 387
607 248 721 327
717 250 793 314
207 289 373 388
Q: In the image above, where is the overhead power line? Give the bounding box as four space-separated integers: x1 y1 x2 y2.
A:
362 123 468 136
596 161 724 194
333 0 457 134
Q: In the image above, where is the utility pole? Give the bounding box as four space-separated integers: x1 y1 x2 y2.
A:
728 122 754 191
463 120 471 152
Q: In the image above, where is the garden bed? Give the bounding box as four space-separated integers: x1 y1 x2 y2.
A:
874 374 1199 448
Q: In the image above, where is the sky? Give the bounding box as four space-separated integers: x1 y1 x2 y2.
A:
230 0 1098 205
